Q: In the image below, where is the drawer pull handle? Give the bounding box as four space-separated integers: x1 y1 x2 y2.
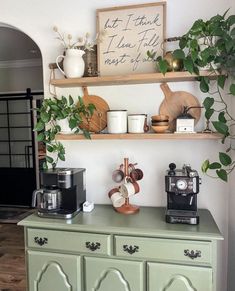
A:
85 242 101 251
123 245 139 255
184 249 201 259
34 237 48 246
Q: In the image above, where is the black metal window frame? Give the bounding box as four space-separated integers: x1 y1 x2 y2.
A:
0 88 43 168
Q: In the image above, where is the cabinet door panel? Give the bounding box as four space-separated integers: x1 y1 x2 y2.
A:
27 250 81 291
84 257 144 291
148 262 212 291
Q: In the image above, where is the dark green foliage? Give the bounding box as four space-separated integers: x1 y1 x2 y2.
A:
34 96 96 168
155 11 235 181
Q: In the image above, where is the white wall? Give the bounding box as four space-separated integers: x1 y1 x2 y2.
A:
0 66 43 93
228 92 235 290
1 0 234 290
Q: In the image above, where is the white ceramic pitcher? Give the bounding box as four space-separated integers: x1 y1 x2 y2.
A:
56 48 85 78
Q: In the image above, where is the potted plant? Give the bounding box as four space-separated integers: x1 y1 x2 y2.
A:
34 95 96 169
153 11 235 181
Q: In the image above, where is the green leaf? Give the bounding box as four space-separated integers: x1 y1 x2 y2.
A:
34 121 44 131
78 96 84 106
37 132 44 141
82 129 91 139
69 118 77 129
47 145 54 152
147 50 156 60
205 108 214 120
173 49 185 60
228 15 235 26
217 75 226 89
230 84 235 95
222 8 230 18
216 169 228 182
225 39 233 53
200 77 209 93
46 156 54 163
231 27 235 36
61 96 67 105
190 19 204 35
40 111 50 123
51 104 60 111
58 153 65 161
218 112 226 123
201 159 210 173
179 37 187 49
183 57 194 74
219 152 232 166
203 97 214 110
190 39 198 50
87 103 96 116
212 121 229 135
191 50 198 62
158 59 168 74
209 162 222 169
193 65 199 75
49 131 56 141
69 95 74 106
42 162 48 170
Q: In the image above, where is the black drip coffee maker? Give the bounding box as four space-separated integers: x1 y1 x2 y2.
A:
165 163 201 225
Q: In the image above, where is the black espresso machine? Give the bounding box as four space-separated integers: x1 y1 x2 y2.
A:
165 163 201 225
32 168 86 219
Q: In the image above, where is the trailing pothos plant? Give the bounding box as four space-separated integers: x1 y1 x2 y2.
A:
34 95 96 169
151 11 235 181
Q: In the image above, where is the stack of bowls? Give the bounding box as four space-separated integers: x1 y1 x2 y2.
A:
151 114 169 133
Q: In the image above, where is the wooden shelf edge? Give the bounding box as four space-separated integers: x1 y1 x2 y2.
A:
56 132 222 141
51 71 218 87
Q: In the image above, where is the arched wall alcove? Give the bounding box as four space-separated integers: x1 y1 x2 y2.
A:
0 22 44 93
0 22 44 210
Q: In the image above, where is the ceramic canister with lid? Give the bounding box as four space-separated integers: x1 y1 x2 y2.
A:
107 110 127 133
128 114 147 133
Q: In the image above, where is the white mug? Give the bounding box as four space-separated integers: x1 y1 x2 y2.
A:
128 114 147 133
119 181 140 198
107 110 127 133
108 188 125 208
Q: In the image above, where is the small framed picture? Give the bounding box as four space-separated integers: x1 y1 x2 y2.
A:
96 2 166 76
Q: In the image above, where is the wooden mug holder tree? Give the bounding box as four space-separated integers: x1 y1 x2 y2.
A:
115 158 140 215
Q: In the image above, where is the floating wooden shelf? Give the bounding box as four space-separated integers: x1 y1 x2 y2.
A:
56 132 221 140
51 71 217 88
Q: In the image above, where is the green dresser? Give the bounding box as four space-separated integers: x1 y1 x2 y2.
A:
18 205 223 291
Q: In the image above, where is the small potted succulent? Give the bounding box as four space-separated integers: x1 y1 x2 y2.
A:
34 95 96 169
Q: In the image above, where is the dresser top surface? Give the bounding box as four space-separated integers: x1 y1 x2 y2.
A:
18 205 223 240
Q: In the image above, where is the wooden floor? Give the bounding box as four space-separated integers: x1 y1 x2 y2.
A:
0 224 26 291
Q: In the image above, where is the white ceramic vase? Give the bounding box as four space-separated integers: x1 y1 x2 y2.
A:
56 48 85 78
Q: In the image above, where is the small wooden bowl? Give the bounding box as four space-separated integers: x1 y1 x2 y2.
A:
151 114 169 122
151 125 169 133
151 121 169 126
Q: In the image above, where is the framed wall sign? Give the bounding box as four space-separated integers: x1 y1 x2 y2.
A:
96 2 166 76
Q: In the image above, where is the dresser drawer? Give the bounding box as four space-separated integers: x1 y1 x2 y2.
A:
27 228 111 255
114 235 212 265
